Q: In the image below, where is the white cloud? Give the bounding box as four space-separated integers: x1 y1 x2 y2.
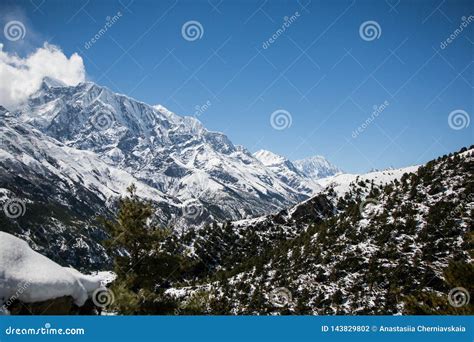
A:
0 43 85 109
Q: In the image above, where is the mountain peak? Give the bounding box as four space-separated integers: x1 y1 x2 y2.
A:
153 104 180 122
41 76 67 89
294 155 341 179
253 149 287 166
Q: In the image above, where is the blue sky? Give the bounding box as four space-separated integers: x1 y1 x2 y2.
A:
0 0 472 173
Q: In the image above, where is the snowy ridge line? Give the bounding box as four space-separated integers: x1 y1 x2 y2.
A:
234 163 422 226
0 116 174 205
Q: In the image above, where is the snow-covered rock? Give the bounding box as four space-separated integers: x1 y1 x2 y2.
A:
0 232 109 311
253 150 287 167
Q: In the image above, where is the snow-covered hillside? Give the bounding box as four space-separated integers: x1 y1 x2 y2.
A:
174 147 473 315
175 155 428 272
315 165 420 198
232 163 421 230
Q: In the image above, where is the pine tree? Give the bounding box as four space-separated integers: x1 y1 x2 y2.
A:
102 184 181 314
404 260 474 315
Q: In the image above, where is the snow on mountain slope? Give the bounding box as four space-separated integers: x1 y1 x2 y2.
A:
0 231 108 310
233 162 421 229
253 150 287 166
221 162 432 276
294 155 342 179
315 165 420 198
0 109 176 208
0 107 183 269
12 79 312 225
253 149 321 195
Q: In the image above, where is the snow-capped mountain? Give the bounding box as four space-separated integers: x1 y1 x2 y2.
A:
1 80 471 315
294 155 342 179
0 79 344 270
253 149 321 195
11 79 318 227
0 107 182 269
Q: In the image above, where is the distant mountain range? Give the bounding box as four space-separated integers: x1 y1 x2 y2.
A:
0 78 340 269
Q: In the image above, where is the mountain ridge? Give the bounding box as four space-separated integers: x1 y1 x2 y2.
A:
12 79 328 222
0 78 341 270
